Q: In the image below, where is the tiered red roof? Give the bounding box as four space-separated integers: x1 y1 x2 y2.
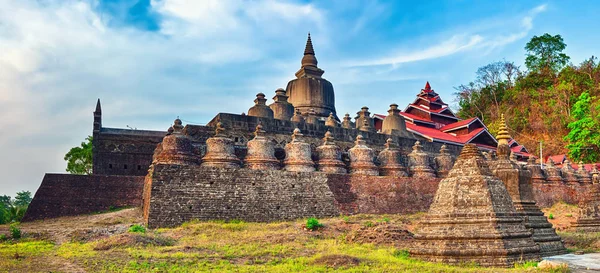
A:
373 82 532 159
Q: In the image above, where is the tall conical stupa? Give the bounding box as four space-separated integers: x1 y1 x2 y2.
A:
285 33 337 120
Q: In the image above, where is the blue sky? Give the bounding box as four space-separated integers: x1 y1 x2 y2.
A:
1 0 600 196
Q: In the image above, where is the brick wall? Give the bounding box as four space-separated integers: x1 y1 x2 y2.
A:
145 165 340 228
22 174 144 222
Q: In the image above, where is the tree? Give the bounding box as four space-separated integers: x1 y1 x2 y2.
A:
14 191 32 207
525 33 570 74
564 92 600 162
64 136 93 175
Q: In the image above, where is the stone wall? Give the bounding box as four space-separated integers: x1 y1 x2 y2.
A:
22 174 144 222
144 164 442 228
145 165 340 228
92 128 165 176
532 182 590 208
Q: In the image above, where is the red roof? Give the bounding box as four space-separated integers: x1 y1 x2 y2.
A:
440 117 479 132
398 112 435 124
423 81 432 92
406 123 491 145
546 154 566 164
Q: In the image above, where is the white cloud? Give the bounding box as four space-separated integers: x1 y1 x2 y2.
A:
0 0 324 196
344 4 547 67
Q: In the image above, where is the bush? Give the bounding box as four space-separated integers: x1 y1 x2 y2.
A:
549 213 554 219
128 224 146 234
566 213 573 217
9 223 21 239
306 218 323 231
393 249 410 259
364 221 374 228
0 234 7 241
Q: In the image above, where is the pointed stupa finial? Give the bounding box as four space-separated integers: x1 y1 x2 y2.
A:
254 123 265 137
496 114 511 145
215 122 226 136
304 32 314 55
95 98 102 113
173 117 183 133
424 81 431 91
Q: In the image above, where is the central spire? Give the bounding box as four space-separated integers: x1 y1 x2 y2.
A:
300 32 320 69
304 33 315 55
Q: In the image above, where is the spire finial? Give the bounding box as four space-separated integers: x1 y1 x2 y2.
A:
424 81 431 91
95 98 102 113
173 117 183 133
304 32 315 55
496 114 511 145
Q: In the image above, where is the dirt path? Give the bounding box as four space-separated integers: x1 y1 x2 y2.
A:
0 208 142 244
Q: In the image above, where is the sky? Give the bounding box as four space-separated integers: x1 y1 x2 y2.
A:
1 0 600 196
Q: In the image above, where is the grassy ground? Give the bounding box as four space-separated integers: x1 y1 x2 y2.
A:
0 209 574 273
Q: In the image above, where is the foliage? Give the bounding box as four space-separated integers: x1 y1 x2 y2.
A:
548 213 554 219
9 223 21 239
0 191 32 224
525 33 570 74
305 217 323 231
454 34 600 158
564 92 600 162
128 224 147 234
64 135 93 175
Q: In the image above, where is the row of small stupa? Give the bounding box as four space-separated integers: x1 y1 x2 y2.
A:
530 156 599 184
411 115 568 267
153 118 452 177
247 91 407 134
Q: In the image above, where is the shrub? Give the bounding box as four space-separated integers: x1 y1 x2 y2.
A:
342 216 350 223
306 218 323 231
548 213 554 219
128 224 146 234
364 221 374 228
0 234 7 241
566 213 573 217
393 249 410 259
9 223 21 239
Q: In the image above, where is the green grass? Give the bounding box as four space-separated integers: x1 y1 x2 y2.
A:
0 215 574 272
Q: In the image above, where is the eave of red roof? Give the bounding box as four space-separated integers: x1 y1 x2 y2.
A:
440 117 480 132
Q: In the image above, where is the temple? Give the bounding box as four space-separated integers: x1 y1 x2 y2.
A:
373 82 534 160
286 33 338 120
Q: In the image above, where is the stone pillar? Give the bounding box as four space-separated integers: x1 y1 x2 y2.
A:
316 131 346 174
305 108 320 125
290 108 305 124
348 135 379 176
359 116 374 133
202 122 241 168
341 113 353 129
154 118 200 165
561 159 579 184
591 165 600 184
325 112 338 128
434 144 455 178
491 115 566 256
527 157 546 184
576 161 592 184
377 138 407 177
573 183 600 232
283 128 315 172
355 106 373 130
269 88 295 121
408 141 435 178
248 93 275 119
410 144 540 267
244 124 279 170
381 103 409 136
544 159 564 184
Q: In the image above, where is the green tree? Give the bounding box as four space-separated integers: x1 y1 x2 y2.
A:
525 33 570 74
64 136 93 175
14 191 32 207
564 92 600 162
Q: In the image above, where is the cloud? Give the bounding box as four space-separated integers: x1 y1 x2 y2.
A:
0 0 324 196
347 34 484 67
344 4 548 67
